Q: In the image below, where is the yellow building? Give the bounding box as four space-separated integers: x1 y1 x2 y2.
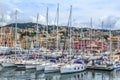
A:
108 37 120 50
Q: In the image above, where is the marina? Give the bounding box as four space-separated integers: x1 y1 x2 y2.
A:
0 0 120 80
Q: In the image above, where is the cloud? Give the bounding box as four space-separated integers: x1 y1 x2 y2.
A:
4 14 11 22
99 15 120 29
0 0 24 24
115 20 120 29
0 14 11 26
13 8 24 13
30 15 46 24
0 0 120 29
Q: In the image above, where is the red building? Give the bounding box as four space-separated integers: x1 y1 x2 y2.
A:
74 39 108 51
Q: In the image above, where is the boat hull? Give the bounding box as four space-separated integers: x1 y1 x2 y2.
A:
15 64 25 68
36 64 45 71
44 64 60 73
1 63 15 67
36 63 52 71
60 64 86 74
113 64 120 69
25 64 36 69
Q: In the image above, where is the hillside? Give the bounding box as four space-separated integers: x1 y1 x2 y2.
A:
2 22 120 36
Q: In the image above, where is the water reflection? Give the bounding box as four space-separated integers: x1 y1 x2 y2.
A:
60 71 86 80
0 65 119 80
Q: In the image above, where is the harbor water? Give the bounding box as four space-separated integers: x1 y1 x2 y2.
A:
0 66 120 80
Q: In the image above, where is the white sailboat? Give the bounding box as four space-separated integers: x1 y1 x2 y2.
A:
36 8 52 71
113 61 120 69
60 63 86 74
36 60 52 71
109 28 120 69
60 5 86 74
44 4 62 73
44 63 60 73
15 58 26 68
1 11 18 67
25 13 42 69
1 58 15 67
25 59 39 69
0 15 3 47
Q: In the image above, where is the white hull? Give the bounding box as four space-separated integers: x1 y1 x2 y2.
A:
44 64 60 73
25 64 36 69
36 64 45 71
60 64 86 74
25 60 39 69
15 59 26 68
0 58 5 63
15 64 25 68
1 63 15 67
113 64 120 69
36 62 51 71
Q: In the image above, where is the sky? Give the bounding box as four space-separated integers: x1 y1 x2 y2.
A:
0 0 120 29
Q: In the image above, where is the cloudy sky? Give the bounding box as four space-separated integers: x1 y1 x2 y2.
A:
0 0 120 29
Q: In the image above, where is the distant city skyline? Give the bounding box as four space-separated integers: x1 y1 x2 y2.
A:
0 0 120 29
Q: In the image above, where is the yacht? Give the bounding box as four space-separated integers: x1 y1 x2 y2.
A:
44 63 62 73
36 60 52 71
15 58 26 68
1 58 16 67
60 63 86 74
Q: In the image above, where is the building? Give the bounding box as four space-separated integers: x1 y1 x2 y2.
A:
107 37 120 51
74 38 107 51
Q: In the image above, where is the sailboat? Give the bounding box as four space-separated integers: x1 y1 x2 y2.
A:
44 4 65 73
36 8 52 71
87 21 116 70
24 13 41 69
0 15 11 63
108 28 120 69
1 12 18 67
60 5 86 74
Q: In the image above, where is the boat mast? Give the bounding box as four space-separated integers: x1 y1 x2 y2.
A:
90 18 92 53
72 26 75 52
46 7 48 50
36 13 39 48
2 15 6 47
117 29 120 50
25 27 27 49
109 26 112 55
80 25 83 51
56 3 59 51
0 15 3 46
69 5 72 57
118 36 120 50
15 10 18 59
0 25 1 46
101 21 104 52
